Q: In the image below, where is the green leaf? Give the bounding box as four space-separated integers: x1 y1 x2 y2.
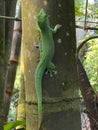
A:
4 120 26 130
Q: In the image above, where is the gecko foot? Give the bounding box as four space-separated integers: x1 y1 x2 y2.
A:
45 69 57 77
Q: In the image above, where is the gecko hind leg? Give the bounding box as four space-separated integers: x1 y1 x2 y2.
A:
46 62 56 77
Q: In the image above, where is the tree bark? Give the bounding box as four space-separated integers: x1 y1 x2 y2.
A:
42 1 81 129
0 0 5 129
5 0 17 59
21 1 39 129
16 37 26 130
4 4 22 123
77 33 98 130
77 58 98 130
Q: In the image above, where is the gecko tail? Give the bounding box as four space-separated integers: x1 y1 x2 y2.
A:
35 61 46 129
35 75 43 128
35 59 48 129
38 96 42 128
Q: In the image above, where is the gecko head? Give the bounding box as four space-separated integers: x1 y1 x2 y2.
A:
37 8 48 29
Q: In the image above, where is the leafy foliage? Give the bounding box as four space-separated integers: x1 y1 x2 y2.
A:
75 0 98 20
75 0 98 91
4 120 26 130
75 0 84 17
84 39 98 91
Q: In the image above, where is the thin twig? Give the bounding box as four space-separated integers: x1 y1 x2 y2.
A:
84 109 98 128
76 20 98 24
76 25 98 30
84 0 88 28
77 35 98 54
0 15 21 21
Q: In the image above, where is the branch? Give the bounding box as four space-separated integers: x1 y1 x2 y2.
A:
76 20 98 24
0 15 21 21
84 0 88 27
84 109 98 128
77 35 98 54
76 25 98 30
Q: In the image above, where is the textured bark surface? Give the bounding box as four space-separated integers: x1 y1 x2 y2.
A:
16 38 26 130
78 58 98 130
4 4 22 123
0 0 6 129
77 34 98 130
5 0 17 58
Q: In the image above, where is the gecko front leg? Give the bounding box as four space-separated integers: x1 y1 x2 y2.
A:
49 24 62 33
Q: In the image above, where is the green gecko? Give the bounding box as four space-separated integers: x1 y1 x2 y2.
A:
35 8 61 128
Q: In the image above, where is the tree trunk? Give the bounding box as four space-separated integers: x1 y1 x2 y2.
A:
4 4 22 123
21 0 81 130
16 39 26 130
0 0 5 129
77 35 98 130
42 1 81 129
77 58 98 130
21 1 39 129
5 0 17 59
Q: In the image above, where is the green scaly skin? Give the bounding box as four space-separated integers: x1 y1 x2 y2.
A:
35 8 61 128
